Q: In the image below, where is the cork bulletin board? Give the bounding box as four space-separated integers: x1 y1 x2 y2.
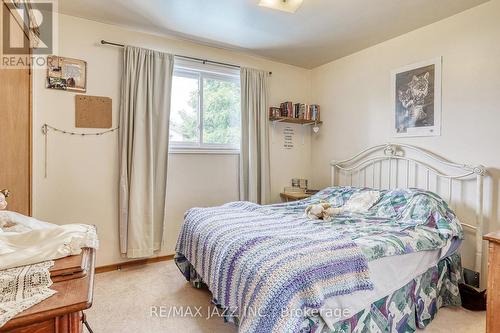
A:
75 95 112 128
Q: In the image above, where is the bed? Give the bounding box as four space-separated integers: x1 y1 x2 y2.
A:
175 143 486 333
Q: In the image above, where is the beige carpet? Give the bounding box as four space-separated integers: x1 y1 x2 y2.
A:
86 261 485 333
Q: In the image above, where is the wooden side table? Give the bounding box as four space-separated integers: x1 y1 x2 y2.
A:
280 190 319 202
484 231 500 333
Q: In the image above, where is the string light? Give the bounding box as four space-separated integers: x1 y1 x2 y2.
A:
42 123 119 178
42 123 119 136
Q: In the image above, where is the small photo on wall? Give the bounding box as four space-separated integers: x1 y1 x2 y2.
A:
391 57 442 137
46 55 87 92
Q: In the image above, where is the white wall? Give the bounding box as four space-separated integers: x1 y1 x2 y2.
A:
32 14 312 266
310 0 500 275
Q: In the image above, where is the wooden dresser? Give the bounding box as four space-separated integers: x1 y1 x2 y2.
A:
0 249 95 333
484 231 500 333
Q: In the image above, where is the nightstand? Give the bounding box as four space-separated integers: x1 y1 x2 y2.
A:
484 231 500 333
280 190 318 202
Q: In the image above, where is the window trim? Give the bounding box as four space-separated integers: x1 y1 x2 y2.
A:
168 147 240 155
169 61 241 153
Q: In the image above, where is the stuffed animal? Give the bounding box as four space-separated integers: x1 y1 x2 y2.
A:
304 191 381 222
0 190 8 210
304 202 342 221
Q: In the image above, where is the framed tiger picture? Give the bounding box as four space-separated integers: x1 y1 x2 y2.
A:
391 57 442 137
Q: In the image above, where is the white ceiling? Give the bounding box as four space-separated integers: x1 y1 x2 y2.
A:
58 0 489 69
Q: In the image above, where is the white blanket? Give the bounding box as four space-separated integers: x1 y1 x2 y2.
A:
0 211 99 270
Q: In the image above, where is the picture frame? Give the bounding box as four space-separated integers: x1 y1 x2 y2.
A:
269 107 281 118
46 55 87 92
391 57 442 137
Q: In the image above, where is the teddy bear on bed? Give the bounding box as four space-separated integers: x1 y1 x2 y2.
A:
304 202 342 221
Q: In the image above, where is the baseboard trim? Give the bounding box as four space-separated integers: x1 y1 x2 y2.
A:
95 254 175 274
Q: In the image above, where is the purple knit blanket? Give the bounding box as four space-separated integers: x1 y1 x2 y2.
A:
175 201 373 333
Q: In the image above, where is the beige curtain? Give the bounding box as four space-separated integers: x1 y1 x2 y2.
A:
118 46 174 258
240 68 271 204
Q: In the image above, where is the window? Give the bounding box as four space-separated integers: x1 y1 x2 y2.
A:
170 59 241 152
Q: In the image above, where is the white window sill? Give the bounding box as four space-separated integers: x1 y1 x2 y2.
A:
169 148 240 155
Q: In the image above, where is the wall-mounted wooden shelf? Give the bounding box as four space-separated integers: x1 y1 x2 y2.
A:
269 116 322 125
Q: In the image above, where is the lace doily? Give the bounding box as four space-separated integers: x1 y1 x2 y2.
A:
0 261 56 327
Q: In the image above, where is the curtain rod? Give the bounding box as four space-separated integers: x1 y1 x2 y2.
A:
100 40 272 75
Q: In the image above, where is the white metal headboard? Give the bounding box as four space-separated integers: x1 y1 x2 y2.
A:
330 143 486 274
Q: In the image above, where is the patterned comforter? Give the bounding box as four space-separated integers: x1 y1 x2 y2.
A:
268 187 464 261
175 187 464 333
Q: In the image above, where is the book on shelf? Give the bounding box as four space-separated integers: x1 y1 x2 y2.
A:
299 104 306 119
310 104 321 121
294 103 300 118
279 101 293 117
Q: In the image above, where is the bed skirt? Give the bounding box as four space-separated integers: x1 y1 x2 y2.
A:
175 253 462 333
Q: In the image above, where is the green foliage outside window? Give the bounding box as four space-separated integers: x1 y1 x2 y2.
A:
171 77 240 146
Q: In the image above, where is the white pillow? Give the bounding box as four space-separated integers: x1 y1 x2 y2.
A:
343 191 380 213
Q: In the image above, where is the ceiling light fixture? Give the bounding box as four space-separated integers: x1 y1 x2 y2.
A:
258 0 304 13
